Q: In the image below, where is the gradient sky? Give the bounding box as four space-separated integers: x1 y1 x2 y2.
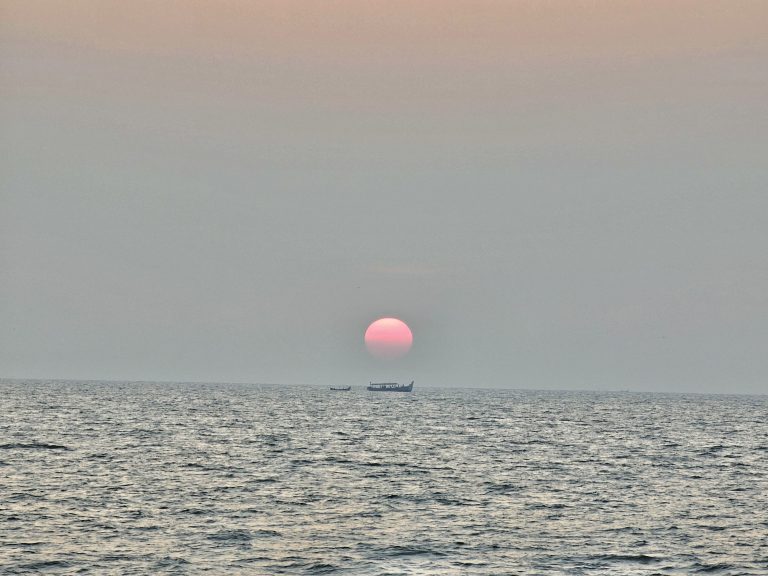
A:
2 1 767 393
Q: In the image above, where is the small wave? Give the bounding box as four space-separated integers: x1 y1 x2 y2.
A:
322 456 355 464
484 482 520 494
182 462 226 471
386 545 447 557
250 476 278 483
87 452 112 459
305 562 339 574
208 529 253 543
528 502 567 510
699 445 727 455
693 562 735 573
434 496 471 506
4 541 44 547
599 554 661 564
154 556 190 569
20 560 72 570
0 442 70 451
180 508 208 515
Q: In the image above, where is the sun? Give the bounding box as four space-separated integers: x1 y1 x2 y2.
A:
364 317 413 359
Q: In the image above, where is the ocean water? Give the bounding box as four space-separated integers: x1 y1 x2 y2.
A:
1 381 766 575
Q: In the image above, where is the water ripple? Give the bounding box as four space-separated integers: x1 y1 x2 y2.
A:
1 380 767 575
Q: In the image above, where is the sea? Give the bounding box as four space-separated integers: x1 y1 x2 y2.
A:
1 380 766 575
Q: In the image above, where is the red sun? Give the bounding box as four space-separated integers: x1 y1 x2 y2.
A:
364 317 413 359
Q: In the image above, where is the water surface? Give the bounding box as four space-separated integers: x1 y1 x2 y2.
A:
1 381 766 574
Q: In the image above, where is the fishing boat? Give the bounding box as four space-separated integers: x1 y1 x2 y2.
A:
367 381 414 392
329 386 351 391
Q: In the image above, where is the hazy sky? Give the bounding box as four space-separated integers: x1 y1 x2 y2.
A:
2 1 767 393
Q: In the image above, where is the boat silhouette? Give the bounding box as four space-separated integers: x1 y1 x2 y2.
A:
367 381 413 392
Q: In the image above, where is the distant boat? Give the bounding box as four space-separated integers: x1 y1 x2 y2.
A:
330 386 351 391
367 381 413 392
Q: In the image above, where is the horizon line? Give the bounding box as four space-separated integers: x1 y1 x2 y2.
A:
0 377 764 397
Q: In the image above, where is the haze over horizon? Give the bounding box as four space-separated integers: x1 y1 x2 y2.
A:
2 1 767 394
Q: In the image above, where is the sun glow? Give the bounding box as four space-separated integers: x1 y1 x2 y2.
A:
364 317 413 359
